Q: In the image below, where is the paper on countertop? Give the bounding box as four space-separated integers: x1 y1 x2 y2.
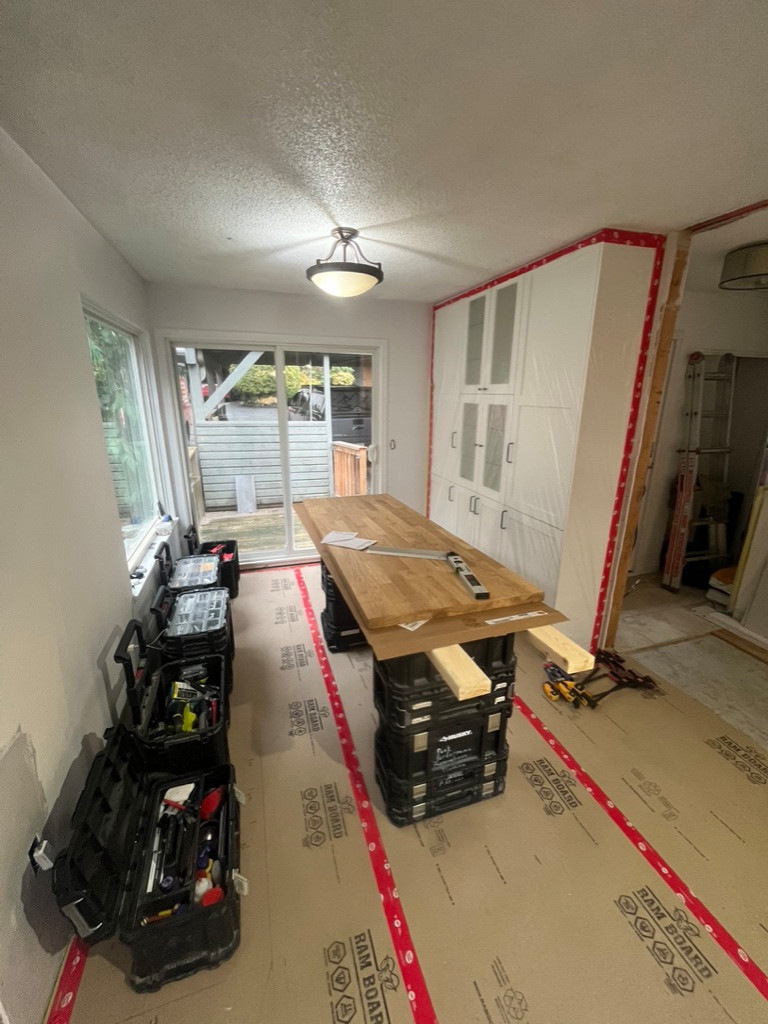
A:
398 619 428 631
484 609 549 625
322 531 377 550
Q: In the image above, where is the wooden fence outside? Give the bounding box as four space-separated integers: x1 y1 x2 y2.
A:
196 421 332 510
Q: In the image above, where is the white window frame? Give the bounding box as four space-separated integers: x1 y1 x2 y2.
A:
83 300 170 569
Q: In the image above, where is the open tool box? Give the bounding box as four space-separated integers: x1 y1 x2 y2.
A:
195 540 240 598
114 619 229 773
52 726 242 991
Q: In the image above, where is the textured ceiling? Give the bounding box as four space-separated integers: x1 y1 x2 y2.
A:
2 1 768 302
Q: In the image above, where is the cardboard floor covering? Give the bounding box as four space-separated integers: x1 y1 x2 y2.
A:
65 565 768 1024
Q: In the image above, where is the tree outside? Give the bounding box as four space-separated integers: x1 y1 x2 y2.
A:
228 364 355 406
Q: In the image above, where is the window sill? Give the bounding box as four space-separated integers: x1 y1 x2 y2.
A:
130 519 180 603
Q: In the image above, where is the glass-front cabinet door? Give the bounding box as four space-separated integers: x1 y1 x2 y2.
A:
487 281 519 392
458 396 513 501
462 295 486 390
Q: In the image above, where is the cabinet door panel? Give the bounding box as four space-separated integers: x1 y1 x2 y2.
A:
505 405 576 529
454 484 479 547
481 401 510 494
497 507 562 604
431 395 460 480
462 294 487 390
517 248 597 405
433 301 468 397
429 474 459 535
458 399 480 483
476 496 502 562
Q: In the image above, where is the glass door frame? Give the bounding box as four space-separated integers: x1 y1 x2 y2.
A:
152 327 386 566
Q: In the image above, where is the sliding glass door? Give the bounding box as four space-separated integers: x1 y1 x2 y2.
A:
173 342 375 563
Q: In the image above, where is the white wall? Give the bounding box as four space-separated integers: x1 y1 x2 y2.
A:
0 129 149 1024
147 284 432 513
633 288 768 575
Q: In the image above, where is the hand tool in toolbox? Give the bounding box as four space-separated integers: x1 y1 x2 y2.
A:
542 648 658 709
367 546 490 600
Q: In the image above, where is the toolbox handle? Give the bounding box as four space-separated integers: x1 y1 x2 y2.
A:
113 619 146 724
154 541 173 585
183 524 199 555
150 584 174 632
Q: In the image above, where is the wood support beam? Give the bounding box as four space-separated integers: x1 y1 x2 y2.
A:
602 232 692 648
526 626 595 674
426 645 491 700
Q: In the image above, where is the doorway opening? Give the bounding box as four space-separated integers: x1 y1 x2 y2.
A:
173 343 376 564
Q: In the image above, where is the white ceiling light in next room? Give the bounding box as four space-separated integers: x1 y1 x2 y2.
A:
719 241 768 290
306 227 383 297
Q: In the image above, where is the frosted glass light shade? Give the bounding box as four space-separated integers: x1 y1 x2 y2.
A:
306 262 383 297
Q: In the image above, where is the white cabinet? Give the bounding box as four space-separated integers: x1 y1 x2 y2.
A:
503 404 576 529
428 240 657 647
429 474 459 535
453 485 502 560
460 278 527 395
516 248 596 404
496 507 562 605
431 394 461 480
456 396 514 502
433 301 467 397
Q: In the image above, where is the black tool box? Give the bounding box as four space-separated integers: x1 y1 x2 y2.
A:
319 561 366 650
375 702 511 781
373 660 514 730
152 586 235 690
376 640 516 691
375 740 507 826
376 729 508 800
321 608 367 652
196 540 240 598
114 620 229 773
52 726 242 991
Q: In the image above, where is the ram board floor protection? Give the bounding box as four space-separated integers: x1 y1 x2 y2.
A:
65 565 768 1024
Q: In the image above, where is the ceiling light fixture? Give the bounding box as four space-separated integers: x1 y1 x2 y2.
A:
306 227 383 297
719 241 768 290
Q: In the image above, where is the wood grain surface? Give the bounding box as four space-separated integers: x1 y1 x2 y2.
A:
296 494 545 629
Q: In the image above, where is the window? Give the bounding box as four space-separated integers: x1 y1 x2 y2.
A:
85 312 157 560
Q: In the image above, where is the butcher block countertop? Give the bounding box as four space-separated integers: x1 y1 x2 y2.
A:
295 494 564 658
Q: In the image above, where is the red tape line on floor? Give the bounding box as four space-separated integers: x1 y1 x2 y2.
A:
514 694 768 1001
295 568 439 1024
45 937 89 1024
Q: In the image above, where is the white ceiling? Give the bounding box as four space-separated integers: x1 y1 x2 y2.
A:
2 1 768 303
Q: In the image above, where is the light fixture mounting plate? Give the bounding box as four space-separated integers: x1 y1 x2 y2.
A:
331 227 359 243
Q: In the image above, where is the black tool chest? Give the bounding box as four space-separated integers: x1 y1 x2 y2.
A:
373 636 516 826
52 727 241 991
320 561 366 652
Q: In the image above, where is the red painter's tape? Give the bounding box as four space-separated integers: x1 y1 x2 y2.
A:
514 695 768 1001
295 568 439 1024
433 228 665 309
45 938 89 1024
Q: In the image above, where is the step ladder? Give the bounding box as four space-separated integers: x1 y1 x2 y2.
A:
662 351 736 591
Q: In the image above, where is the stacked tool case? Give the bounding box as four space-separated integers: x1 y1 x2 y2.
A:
320 560 366 652
151 585 236 692
167 554 222 593
53 609 243 991
374 638 516 826
195 540 240 598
